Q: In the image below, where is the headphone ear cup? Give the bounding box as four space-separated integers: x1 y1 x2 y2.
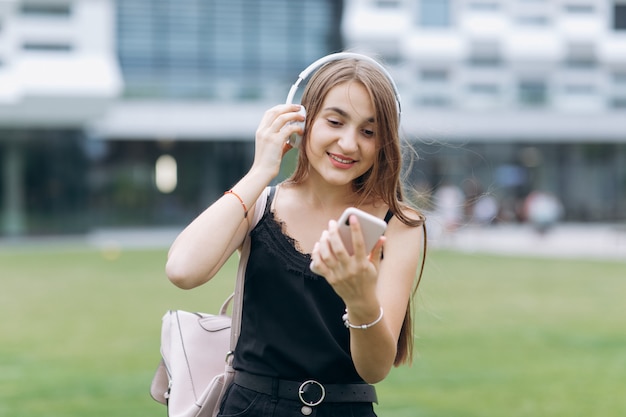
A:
287 106 307 149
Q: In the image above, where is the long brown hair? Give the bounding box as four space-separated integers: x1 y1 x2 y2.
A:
287 56 427 366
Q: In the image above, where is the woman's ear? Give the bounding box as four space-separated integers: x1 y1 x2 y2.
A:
286 106 307 148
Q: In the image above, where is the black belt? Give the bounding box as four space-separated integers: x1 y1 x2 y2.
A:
233 371 377 406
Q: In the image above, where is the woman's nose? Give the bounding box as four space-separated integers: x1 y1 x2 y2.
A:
337 128 358 152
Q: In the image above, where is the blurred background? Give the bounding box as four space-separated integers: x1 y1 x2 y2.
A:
2 3 625 416
1 0 625 238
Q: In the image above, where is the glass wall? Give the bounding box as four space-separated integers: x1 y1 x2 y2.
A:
411 141 626 224
2 134 625 236
85 140 255 228
116 0 341 100
1 130 88 235
0 134 257 235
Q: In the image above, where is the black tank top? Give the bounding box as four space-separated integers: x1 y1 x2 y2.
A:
233 187 393 384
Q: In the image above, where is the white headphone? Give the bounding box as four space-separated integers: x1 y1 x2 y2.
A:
285 52 402 148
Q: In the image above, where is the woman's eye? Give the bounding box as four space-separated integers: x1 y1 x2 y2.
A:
327 119 341 126
362 128 375 138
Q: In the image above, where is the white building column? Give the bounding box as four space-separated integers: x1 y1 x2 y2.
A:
2 140 26 236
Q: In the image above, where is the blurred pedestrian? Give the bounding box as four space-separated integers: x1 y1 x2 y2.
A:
472 193 499 225
433 182 465 234
523 190 564 234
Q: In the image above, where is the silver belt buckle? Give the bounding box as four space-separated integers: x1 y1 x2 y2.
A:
298 379 325 407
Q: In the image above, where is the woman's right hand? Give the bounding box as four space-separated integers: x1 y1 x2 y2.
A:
251 104 305 178
166 105 304 290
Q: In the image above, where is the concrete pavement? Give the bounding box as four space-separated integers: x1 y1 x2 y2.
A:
1 223 625 262
428 222 626 261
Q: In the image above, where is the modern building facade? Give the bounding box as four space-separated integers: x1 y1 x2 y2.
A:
0 0 121 235
0 0 342 235
1 0 624 237
344 0 626 222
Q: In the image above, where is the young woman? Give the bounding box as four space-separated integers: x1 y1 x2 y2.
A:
166 54 426 417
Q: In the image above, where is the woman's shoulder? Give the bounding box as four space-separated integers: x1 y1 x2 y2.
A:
384 206 425 256
388 202 426 228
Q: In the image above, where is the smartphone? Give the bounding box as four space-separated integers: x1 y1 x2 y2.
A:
337 207 387 255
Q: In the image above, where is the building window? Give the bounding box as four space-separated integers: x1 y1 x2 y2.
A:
468 41 502 67
516 15 550 26
418 96 451 107
609 97 626 108
565 42 596 68
467 2 501 12
466 83 501 107
375 0 401 8
116 0 338 100
420 68 449 82
22 42 73 52
612 71 626 84
518 80 548 106
563 83 596 95
563 4 595 14
615 3 626 30
468 83 500 95
20 3 71 17
418 0 451 27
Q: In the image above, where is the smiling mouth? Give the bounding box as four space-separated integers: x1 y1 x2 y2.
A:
328 153 356 164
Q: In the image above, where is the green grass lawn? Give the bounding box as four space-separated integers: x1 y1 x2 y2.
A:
1 245 625 416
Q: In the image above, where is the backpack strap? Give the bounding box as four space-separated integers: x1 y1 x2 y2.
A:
230 186 271 350
265 186 277 215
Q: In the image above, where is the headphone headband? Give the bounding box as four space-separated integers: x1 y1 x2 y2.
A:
285 52 402 118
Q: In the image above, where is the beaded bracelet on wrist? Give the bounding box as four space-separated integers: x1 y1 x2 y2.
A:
342 307 384 329
224 189 248 218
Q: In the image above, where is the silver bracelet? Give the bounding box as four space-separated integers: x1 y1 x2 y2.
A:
342 307 384 329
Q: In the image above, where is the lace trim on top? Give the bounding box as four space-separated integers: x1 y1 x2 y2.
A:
251 209 320 280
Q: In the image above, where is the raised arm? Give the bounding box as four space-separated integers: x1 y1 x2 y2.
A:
165 104 305 289
311 212 424 383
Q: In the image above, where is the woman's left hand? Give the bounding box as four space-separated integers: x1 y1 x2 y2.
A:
310 216 385 307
